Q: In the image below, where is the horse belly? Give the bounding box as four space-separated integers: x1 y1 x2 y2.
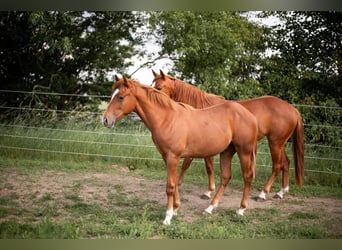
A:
182 122 232 157
182 141 229 158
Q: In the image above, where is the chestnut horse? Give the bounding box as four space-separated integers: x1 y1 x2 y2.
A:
102 76 258 225
152 70 304 201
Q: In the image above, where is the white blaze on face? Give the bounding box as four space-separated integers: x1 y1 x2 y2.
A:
111 89 119 102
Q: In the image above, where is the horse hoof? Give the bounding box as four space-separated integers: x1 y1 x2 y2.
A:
254 196 266 202
163 221 170 225
273 194 283 199
202 210 211 216
236 208 245 216
200 194 210 200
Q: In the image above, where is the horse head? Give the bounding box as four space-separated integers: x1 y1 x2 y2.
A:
152 69 174 98
102 76 137 128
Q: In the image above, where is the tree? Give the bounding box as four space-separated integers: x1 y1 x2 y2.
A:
0 11 144 115
258 11 341 146
149 11 269 99
259 11 342 106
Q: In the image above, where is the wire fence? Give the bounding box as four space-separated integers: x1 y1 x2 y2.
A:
0 89 341 181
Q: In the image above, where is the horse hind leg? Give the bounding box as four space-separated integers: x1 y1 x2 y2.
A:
204 150 232 215
257 142 285 201
201 156 216 200
273 150 290 199
178 157 193 186
178 157 215 200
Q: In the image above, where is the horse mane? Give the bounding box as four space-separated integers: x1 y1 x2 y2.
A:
172 77 223 108
135 80 178 110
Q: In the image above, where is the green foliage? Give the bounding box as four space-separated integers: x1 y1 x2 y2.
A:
0 217 81 239
149 11 341 147
149 11 268 99
296 100 341 146
258 11 342 148
0 11 144 116
260 11 341 105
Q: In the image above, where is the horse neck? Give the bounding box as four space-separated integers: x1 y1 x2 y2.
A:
172 79 223 108
134 86 175 131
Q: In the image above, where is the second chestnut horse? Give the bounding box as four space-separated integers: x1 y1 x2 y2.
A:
152 70 304 201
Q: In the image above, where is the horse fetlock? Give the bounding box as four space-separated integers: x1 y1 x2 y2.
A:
236 208 245 216
204 204 218 214
257 190 267 201
163 209 174 225
274 186 289 199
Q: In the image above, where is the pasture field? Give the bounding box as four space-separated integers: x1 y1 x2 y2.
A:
0 117 341 239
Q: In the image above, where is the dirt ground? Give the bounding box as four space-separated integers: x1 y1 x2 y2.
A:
1 166 342 235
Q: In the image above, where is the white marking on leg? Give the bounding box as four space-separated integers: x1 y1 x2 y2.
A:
276 189 284 199
258 190 267 200
204 204 217 214
163 209 174 225
276 187 289 199
237 208 245 216
111 89 119 101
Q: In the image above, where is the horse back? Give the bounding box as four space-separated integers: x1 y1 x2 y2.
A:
237 96 299 138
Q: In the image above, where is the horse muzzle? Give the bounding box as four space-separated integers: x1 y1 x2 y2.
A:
102 115 116 128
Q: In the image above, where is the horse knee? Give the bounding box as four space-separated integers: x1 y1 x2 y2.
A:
243 170 254 183
221 174 232 187
166 184 176 196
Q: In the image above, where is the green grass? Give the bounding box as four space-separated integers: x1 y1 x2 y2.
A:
1 170 341 239
0 117 341 238
0 168 340 239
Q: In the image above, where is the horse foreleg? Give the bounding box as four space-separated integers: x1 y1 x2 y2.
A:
201 156 215 200
178 157 193 186
163 155 180 225
237 151 255 215
204 151 232 214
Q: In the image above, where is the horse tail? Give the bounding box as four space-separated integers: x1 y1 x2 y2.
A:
292 110 305 187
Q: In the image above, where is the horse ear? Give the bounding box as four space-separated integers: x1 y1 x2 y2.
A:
122 76 131 88
152 69 158 77
115 75 120 82
160 70 166 79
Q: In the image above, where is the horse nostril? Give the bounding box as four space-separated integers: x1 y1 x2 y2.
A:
102 117 108 126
